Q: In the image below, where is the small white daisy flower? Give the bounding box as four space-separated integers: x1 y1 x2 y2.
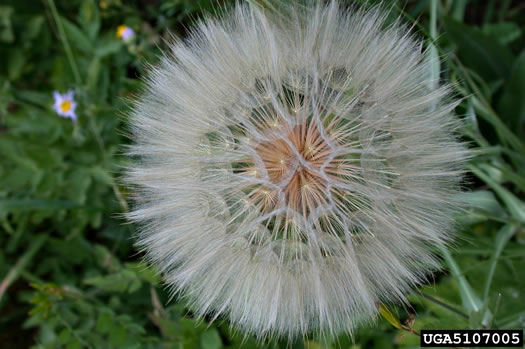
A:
52 90 77 121
116 25 135 41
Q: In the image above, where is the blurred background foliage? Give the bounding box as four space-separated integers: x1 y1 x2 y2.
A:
0 0 524 348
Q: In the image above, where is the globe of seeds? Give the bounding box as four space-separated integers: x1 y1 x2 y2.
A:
126 0 469 340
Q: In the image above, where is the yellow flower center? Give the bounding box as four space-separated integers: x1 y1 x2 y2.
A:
60 100 72 113
116 25 128 38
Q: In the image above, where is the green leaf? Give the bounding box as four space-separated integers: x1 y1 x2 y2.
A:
482 22 522 45
78 0 101 40
57 328 72 344
94 38 122 57
125 262 160 285
15 89 51 108
0 199 86 212
60 16 94 54
498 51 525 132
378 304 403 330
440 248 483 314
67 168 92 204
96 311 114 333
483 224 518 300
455 190 506 224
86 57 101 93
66 340 82 349
469 164 525 224
0 6 14 43
23 15 45 41
84 269 140 293
7 49 25 81
109 325 127 347
200 329 223 349
127 279 142 293
443 17 515 81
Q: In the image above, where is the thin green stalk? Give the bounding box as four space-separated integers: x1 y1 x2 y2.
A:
440 247 482 314
471 95 525 155
21 271 45 285
469 164 525 223
450 58 525 156
481 163 525 193
416 291 469 319
498 311 525 329
441 246 494 327
0 235 47 303
452 0 467 21
498 0 512 22
46 0 82 84
483 224 518 300
85 114 129 213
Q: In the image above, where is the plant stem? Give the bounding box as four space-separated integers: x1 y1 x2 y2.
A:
469 164 525 224
483 224 518 300
416 291 469 319
440 247 481 314
0 235 47 303
46 0 82 84
452 0 467 21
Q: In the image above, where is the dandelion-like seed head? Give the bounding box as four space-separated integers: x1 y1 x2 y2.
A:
127 1 468 340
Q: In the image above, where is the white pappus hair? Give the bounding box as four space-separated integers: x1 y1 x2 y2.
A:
126 0 469 340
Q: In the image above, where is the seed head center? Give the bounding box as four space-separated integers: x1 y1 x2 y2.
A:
254 121 333 216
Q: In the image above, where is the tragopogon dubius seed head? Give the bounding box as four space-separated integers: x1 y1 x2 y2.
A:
126 0 469 340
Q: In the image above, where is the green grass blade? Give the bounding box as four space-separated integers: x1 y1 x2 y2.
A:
483 224 518 300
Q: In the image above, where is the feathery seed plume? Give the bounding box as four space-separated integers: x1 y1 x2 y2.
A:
126 1 468 340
